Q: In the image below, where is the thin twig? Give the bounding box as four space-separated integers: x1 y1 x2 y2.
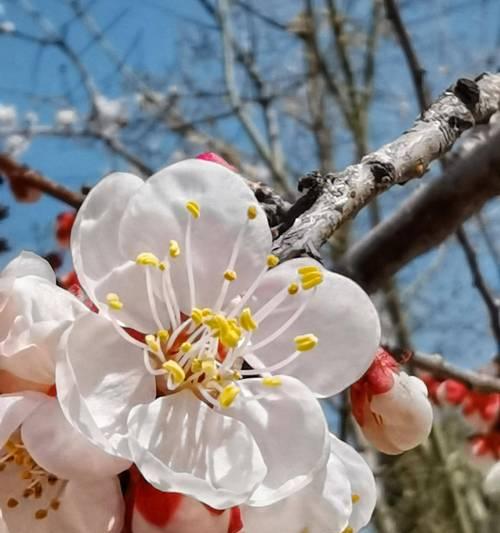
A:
0 154 84 208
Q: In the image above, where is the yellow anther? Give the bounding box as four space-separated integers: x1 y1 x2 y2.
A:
191 358 202 373
342 528 353 533
262 376 282 387
288 282 299 295
169 240 181 258
297 265 321 275
232 370 242 380
294 334 318 352
247 205 258 220
185 200 200 219
106 292 123 310
162 360 186 384
159 262 167 271
191 308 204 326
299 271 324 290
240 307 257 331
157 329 170 343
202 308 212 317
218 383 240 408
35 509 48 520
145 334 160 353
201 359 217 378
180 342 192 353
351 493 361 504
7 498 19 508
136 252 160 267
224 270 237 282
267 254 280 268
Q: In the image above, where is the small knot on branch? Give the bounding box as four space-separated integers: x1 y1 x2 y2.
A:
453 78 480 109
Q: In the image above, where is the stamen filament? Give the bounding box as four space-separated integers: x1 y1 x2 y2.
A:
185 215 196 310
239 350 302 376
145 267 165 331
251 297 311 352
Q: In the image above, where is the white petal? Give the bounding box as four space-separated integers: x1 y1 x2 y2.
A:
329 435 377 531
0 467 124 533
72 171 143 306
0 392 47 447
224 376 329 506
0 277 87 384
241 436 352 533
484 461 500 496
118 159 272 312
248 258 381 397
1 251 55 283
21 396 130 481
127 390 267 509
365 372 433 454
58 312 156 458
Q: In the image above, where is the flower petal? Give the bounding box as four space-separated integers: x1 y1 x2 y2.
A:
329 435 376 531
224 376 329 506
1 251 55 284
72 171 143 305
484 461 500 497
248 258 380 397
21 396 130 481
127 390 267 509
118 159 272 313
0 392 47 448
57 312 156 458
241 436 352 533
0 276 87 384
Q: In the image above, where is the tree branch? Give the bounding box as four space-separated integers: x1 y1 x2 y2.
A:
339 124 500 291
409 351 500 394
272 72 500 260
0 154 84 208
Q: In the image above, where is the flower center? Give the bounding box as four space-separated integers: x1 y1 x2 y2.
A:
106 201 324 408
0 432 66 520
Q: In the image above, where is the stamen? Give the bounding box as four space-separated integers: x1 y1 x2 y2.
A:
224 270 237 282
218 383 240 408
108 314 148 350
180 342 192 353
298 265 324 290
352 493 361 504
252 284 290 323
157 329 170 343
288 282 299 295
185 212 197 310
144 266 165 331
294 334 318 352
247 205 258 219
161 262 180 329
169 240 181 258
7 498 19 508
143 349 166 376
342 528 353 533
251 297 310 352
162 360 186 385
266 255 279 268
239 350 302 376
35 509 48 520
239 307 257 332
185 200 201 219
145 334 160 354
262 376 282 387
106 292 123 310
136 252 160 267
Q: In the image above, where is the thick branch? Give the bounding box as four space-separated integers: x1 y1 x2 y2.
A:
272 72 500 260
340 125 500 291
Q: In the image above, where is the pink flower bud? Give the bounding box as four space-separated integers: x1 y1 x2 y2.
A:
195 152 237 171
351 348 433 455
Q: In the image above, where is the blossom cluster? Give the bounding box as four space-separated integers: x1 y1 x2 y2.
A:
1 155 433 532
423 373 500 496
